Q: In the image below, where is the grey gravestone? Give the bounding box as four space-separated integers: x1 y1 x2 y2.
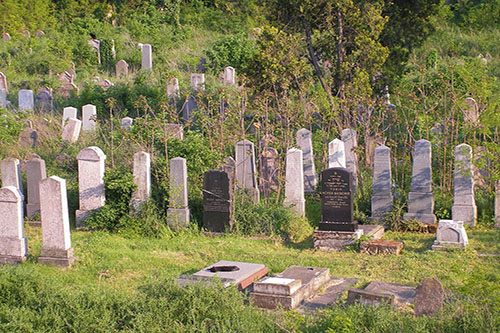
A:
403 139 436 224
121 117 133 130
130 152 151 210
328 138 346 168
432 220 468 250
141 44 152 71
167 157 190 229
452 143 477 226
82 104 97 131
2 33 11 42
296 128 317 193
62 118 81 143
341 128 358 188
1 158 24 196
190 73 205 90
223 66 236 86
167 78 179 98
18 89 34 111
0 72 8 93
319 168 356 231
463 97 479 127
0 88 7 108
115 60 128 78
371 145 393 218
414 278 444 317
496 181 500 227
235 139 259 202
35 90 53 112
203 170 233 232
0 186 28 264
283 148 305 216
181 95 197 122
26 158 46 219
259 147 279 197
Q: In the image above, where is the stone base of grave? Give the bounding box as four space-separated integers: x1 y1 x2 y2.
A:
431 242 466 251
360 239 403 255
0 237 28 265
313 229 364 251
75 209 96 227
26 204 40 220
167 208 190 229
38 247 76 267
358 225 384 239
403 212 436 224
452 204 477 226
0 255 27 265
27 220 41 227
283 199 305 217
371 195 393 219
348 280 415 310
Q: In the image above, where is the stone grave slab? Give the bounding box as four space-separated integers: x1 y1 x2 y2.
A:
364 280 416 308
347 289 394 307
314 229 363 251
301 277 358 310
360 239 403 255
414 278 444 316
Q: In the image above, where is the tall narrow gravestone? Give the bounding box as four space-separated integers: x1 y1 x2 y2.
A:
130 151 151 210
141 44 152 71
82 104 97 131
341 128 358 188
62 118 82 143
75 147 106 226
0 88 7 108
38 176 76 267
235 139 260 202
167 78 179 98
1 158 24 196
203 170 233 232
0 187 28 264
190 74 205 90
26 158 46 219
403 139 436 224
62 106 77 127
296 128 317 193
452 143 477 226
259 147 279 198
167 157 190 229
371 145 393 218
328 138 346 168
283 148 305 216
495 181 500 228
224 66 236 86
18 89 34 111
0 72 8 93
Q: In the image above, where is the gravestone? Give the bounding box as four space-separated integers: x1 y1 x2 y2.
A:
190 73 205 90
167 157 190 229
62 106 77 127
115 60 128 78
235 139 260 202
2 33 10 42
18 89 34 111
167 78 179 98
181 95 198 122
432 220 468 250
166 124 184 140
328 138 346 168
98 79 114 88
296 128 317 193
0 88 7 108
35 30 45 37
130 152 151 211
0 186 28 264
82 104 97 131
414 278 444 317
26 158 46 219
75 147 106 226
452 143 477 226
58 82 77 97
1 158 24 196
0 72 8 93
38 176 76 267
196 57 207 72
18 125 38 148
203 170 233 232
121 117 133 130
371 145 393 218
283 148 305 216
35 90 53 112
223 66 236 86
259 147 279 197
403 139 436 224
319 168 356 231
141 44 152 71
463 97 479 127
341 129 358 188
62 118 82 143
220 156 236 179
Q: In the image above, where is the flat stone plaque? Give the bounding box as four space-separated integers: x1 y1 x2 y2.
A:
192 260 268 290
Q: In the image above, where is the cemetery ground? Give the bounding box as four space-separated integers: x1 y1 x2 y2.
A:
0 223 499 332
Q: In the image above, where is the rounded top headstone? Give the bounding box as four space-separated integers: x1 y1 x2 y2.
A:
0 186 22 202
171 156 186 162
77 146 106 161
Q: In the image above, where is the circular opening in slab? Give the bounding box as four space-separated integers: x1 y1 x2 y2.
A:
208 265 240 272
307 267 314 270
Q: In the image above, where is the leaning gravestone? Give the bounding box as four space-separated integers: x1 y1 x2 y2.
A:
190 73 205 91
328 138 346 168
167 78 179 98
414 278 444 317
341 129 358 189
141 44 152 71
283 148 305 217
75 147 106 226
62 106 77 127
26 158 46 219
452 143 477 226
181 95 198 122
82 104 97 131
259 147 279 197
18 89 34 111
35 90 53 112
38 176 76 267
167 157 190 229
431 220 468 250
403 139 436 224
130 152 151 210
235 139 260 202
203 170 233 232
1 158 24 196
0 72 8 93
296 128 317 193
223 66 236 86
371 145 393 219
62 118 82 143
0 186 28 264
115 60 128 78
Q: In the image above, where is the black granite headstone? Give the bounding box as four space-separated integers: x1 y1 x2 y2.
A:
203 170 233 232
319 167 357 231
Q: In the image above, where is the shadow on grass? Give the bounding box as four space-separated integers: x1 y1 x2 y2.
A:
284 235 314 250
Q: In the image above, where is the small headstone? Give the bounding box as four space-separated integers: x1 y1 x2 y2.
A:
62 118 82 143
360 239 403 255
18 89 34 111
403 139 436 224
167 157 190 229
259 147 279 197
62 106 77 127
463 98 479 127
26 158 46 219
203 170 233 232
166 123 184 140
130 152 151 210
452 143 477 226
223 66 236 86
75 147 106 226
38 176 76 267
181 95 198 122
1 158 24 196
341 128 358 189
82 104 97 131
2 33 11 42
0 88 7 108
431 219 468 250
0 186 28 264
283 148 305 216
328 138 346 168
98 79 114 89
115 60 129 78
21 30 30 38
0 72 8 93
141 44 152 71
35 30 45 37
414 278 444 317
167 78 179 98
371 145 393 218
121 117 133 130
190 73 205 90
296 128 317 193
235 139 260 202
35 90 53 112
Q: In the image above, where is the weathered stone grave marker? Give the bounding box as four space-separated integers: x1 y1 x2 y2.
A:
1 158 24 195
328 138 346 168
190 73 205 90
223 66 236 86
296 128 317 193
371 145 393 218
82 104 97 131
259 147 279 197
414 278 444 317
431 220 468 250
235 139 259 202
141 44 152 71
181 95 197 122
62 106 77 127
18 89 34 111
115 60 128 78
35 90 53 112
0 72 8 93
62 118 82 143
130 152 151 210
0 186 28 264
452 143 477 226
121 117 133 130
26 158 46 220
1 33 10 42
167 157 190 229
167 78 179 98
283 148 305 216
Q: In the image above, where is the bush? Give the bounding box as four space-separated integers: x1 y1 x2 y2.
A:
206 33 256 75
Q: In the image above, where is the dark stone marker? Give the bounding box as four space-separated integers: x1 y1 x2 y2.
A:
319 167 356 231
203 170 233 232
414 278 444 317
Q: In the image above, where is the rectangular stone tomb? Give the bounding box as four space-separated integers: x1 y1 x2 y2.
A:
177 260 268 291
250 266 330 310
301 277 358 310
364 280 416 309
360 239 404 255
347 289 395 307
313 229 364 251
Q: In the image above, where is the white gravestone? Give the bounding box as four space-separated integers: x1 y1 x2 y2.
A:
62 106 77 127
235 139 260 202
1 158 24 196
0 186 28 264
283 148 305 217
190 74 205 90
167 157 190 229
141 44 152 71
371 145 393 218
18 89 34 111
62 118 82 143
296 128 317 193
121 117 133 130
341 128 358 189
328 138 346 168
130 151 151 210
0 88 7 108
431 220 468 250
82 104 97 131
115 59 129 78
223 66 236 86
167 78 179 98
452 143 477 226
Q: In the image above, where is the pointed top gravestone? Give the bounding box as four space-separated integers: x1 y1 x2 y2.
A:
371 145 393 218
115 60 129 78
121 117 133 130
328 138 346 168
0 72 8 93
0 186 28 264
452 143 477 226
283 148 305 216
235 139 260 202
296 128 317 193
